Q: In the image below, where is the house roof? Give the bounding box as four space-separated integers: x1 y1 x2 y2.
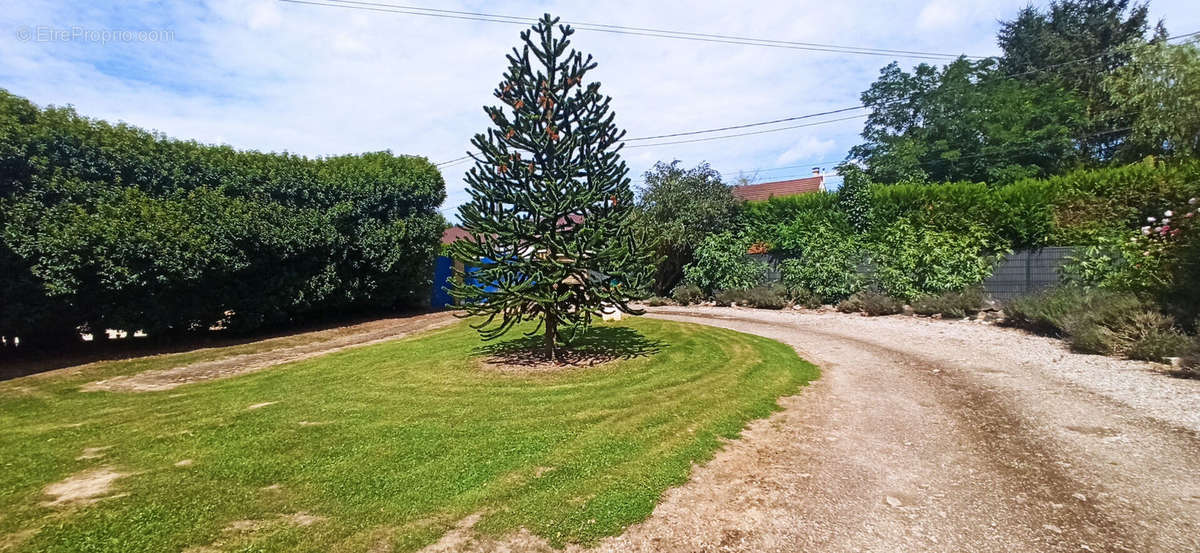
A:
441 226 471 245
731 176 823 202
440 214 585 245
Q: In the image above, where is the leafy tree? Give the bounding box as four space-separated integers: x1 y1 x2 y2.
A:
449 14 654 361
636 160 742 295
1106 40 1200 157
998 0 1162 160
851 58 1083 184
683 232 765 294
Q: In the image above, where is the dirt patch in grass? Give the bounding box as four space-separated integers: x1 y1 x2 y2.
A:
80 312 457 392
75 446 111 460
42 468 127 506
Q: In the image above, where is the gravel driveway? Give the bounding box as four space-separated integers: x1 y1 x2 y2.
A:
595 306 1200 553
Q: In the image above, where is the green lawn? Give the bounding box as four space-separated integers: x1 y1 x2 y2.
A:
0 317 817 552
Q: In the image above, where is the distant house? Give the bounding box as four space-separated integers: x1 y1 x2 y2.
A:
441 226 471 245
731 170 825 202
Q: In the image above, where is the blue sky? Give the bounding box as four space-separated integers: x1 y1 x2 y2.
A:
3 0 1199 220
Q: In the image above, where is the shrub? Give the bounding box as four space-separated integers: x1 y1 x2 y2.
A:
867 218 1000 301
743 284 789 309
1006 286 1190 360
776 214 864 303
1005 287 1139 336
911 287 985 318
682 232 766 293
1178 340 1200 377
790 287 824 309
837 291 903 316
646 296 671 307
713 288 747 307
670 284 705 306
1070 309 1189 360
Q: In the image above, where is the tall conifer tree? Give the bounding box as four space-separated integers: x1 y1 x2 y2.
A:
449 14 653 361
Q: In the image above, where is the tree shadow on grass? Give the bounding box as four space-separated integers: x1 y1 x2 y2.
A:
475 326 666 369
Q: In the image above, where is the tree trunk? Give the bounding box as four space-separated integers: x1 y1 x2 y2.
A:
544 311 558 362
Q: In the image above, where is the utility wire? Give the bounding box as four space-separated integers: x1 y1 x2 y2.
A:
624 114 867 148
625 106 867 142
281 0 978 60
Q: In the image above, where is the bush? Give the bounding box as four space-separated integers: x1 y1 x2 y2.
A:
682 232 766 293
776 214 864 303
670 284 705 306
646 296 671 307
1070 309 1189 360
911 287 985 318
1178 340 1200 377
1006 286 1190 360
743 284 789 309
713 288 747 307
790 287 824 309
868 218 1000 301
837 291 904 316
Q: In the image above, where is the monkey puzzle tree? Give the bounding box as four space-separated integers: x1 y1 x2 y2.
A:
449 14 654 361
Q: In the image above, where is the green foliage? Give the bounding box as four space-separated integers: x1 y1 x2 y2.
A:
0 89 444 342
911 287 985 318
743 190 841 243
867 218 1000 301
669 283 705 305
713 284 789 309
449 15 655 359
851 58 1084 185
646 296 670 307
1005 286 1188 360
837 290 904 316
1106 40 1200 157
682 231 765 294
775 211 864 303
998 0 1157 161
836 163 872 232
869 180 1056 249
636 160 742 294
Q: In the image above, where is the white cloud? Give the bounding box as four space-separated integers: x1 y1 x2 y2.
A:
917 0 969 32
775 137 836 165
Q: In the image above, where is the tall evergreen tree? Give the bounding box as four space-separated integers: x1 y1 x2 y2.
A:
449 14 654 361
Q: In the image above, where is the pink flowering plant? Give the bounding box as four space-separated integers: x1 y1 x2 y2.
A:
1065 197 1198 293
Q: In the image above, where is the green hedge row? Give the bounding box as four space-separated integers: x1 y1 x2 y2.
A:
736 159 1200 304
0 89 446 344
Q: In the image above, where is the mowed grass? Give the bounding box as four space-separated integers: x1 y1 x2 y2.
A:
0 317 817 552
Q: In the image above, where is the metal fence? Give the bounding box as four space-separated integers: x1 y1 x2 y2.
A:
982 246 1076 301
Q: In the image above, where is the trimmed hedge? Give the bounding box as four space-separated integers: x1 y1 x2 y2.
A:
0 89 445 344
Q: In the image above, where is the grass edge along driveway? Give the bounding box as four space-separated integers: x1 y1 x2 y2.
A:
0 317 818 553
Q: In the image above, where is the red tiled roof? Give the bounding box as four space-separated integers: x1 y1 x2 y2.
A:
440 214 586 245
731 176 823 202
441 226 471 245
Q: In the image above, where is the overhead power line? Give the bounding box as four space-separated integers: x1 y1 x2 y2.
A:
624 114 867 148
279 0 979 60
625 106 866 142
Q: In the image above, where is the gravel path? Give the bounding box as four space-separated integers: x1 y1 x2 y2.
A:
435 306 1200 553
